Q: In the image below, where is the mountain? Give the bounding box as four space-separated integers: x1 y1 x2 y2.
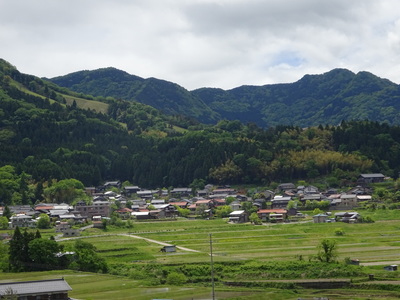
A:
193 68 400 127
51 67 400 128
3 58 400 191
50 68 220 124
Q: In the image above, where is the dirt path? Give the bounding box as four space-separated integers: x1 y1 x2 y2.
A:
121 234 201 253
57 233 201 253
361 260 400 266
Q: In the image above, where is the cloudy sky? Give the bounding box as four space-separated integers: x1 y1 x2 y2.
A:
1 0 400 90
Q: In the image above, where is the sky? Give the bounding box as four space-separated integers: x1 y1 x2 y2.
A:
1 0 400 90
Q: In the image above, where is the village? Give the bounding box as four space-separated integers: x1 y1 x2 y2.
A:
0 173 386 235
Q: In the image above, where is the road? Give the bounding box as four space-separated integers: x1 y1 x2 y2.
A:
57 233 201 253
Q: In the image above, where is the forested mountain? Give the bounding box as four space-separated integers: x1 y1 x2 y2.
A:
2 58 400 207
51 68 400 128
50 68 220 124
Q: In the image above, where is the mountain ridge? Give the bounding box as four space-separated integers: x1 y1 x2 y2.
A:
50 67 400 128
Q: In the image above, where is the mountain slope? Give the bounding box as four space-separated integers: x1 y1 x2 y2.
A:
50 68 220 124
51 67 400 127
193 68 400 127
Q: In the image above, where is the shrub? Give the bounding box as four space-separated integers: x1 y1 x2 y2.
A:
166 272 187 285
335 228 345 236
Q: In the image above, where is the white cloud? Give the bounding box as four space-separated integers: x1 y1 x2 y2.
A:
1 0 400 90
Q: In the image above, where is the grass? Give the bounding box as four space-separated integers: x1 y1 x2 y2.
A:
3 209 400 299
63 95 109 114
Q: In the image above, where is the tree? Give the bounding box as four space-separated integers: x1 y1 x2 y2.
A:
0 216 8 229
189 178 205 194
37 213 51 229
241 201 257 214
316 239 338 263
28 238 63 270
0 241 9 272
176 207 190 217
166 271 187 285
73 240 108 273
43 178 85 204
215 205 233 218
2 205 12 220
8 227 35 271
249 212 262 225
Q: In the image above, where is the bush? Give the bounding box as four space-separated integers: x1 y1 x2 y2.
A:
166 272 187 285
335 228 345 236
361 216 375 223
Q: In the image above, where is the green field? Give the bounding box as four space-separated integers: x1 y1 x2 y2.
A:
3 210 400 299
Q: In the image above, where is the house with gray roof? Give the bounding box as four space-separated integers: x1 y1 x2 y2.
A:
0 278 72 300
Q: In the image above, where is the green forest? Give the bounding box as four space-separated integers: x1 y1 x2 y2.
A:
1 59 400 206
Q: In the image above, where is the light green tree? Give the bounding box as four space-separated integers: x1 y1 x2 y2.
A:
0 216 9 229
316 239 338 263
37 213 51 229
166 271 187 285
249 212 262 225
43 178 85 204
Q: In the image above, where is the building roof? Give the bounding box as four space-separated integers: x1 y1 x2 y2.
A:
169 202 188 206
229 210 246 215
258 209 287 214
360 173 385 178
0 279 72 296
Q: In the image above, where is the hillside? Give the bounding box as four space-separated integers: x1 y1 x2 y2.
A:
51 67 400 127
2 58 400 195
194 68 400 127
50 68 220 124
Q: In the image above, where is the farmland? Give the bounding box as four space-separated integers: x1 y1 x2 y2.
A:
3 209 400 299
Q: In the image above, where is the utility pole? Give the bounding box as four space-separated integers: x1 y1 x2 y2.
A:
209 233 215 300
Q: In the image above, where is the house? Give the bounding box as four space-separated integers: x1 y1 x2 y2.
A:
230 200 242 211
271 196 292 209
212 188 236 195
103 180 121 189
302 194 324 202
74 201 111 219
277 183 296 192
335 212 360 223
151 199 165 205
170 187 192 198
257 209 287 222
0 278 72 300
10 215 35 229
196 189 209 197
229 210 248 223
84 187 97 195
261 190 275 200
357 173 385 185
132 211 152 220
161 245 176 252
313 213 329 223
169 201 189 209
214 199 226 207
114 207 133 219
55 222 71 233
303 185 319 194
339 194 358 209
348 185 373 195
62 228 80 237
384 265 398 271
357 195 372 202
137 190 158 200
9 205 35 216
194 199 214 209
123 185 141 196
151 204 176 218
